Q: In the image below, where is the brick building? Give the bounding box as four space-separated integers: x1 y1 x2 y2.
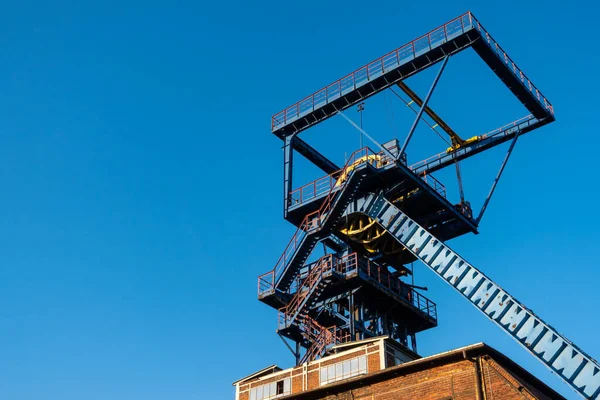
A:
232 338 564 400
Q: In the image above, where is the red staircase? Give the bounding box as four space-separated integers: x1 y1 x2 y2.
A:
300 315 350 364
278 254 334 329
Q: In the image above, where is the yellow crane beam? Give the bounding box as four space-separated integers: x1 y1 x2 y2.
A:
395 81 478 152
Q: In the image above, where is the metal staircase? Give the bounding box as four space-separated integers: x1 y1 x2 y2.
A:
278 254 337 330
259 148 390 296
260 147 446 363
299 315 349 364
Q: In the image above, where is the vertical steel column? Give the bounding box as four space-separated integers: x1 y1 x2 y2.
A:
399 56 449 158
455 161 465 203
411 333 417 354
476 130 520 223
358 302 365 340
283 134 296 218
349 293 355 339
295 342 301 366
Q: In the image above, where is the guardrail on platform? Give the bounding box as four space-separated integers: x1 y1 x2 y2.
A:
271 13 474 131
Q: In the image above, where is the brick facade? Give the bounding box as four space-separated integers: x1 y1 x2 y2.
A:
235 338 388 399
233 341 564 400
317 357 557 400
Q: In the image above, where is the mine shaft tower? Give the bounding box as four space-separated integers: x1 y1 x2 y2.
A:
256 12 600 399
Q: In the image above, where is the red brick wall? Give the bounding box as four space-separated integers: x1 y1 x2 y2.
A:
315 357 552 400
307 347 378 391
481 357 553 400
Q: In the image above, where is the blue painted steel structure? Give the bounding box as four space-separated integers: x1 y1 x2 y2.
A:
255 11 600 400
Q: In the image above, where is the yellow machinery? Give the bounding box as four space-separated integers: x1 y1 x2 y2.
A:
339 214 405 257
334 154 389 187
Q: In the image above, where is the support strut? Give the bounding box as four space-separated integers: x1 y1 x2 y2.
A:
399 56 449 158
476 130 520 223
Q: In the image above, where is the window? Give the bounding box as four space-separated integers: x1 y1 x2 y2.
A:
319 355 367 386
249 378 290 400
385 348 412 367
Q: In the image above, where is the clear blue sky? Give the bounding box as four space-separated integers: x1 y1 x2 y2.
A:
0 1 597 399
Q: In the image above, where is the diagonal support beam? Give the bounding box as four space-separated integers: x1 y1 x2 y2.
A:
476 130 520 223
360 193 600 400
399 56 449 158
293 137 339 174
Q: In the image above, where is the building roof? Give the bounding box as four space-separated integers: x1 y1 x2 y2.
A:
330 335 388 352
279 342 566 400
231 365 282 386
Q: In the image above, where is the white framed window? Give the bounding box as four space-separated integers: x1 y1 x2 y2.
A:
249 378 290 400
319 355 367 385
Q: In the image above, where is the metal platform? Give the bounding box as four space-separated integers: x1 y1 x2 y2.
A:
271 12 553 140
274 252 437 350
286 146 477 245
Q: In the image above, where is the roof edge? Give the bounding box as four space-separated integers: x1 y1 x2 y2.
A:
232 364 282 386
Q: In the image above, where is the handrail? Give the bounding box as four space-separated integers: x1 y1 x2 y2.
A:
290 149 446 209
470 15 553 115
364 260 437 320
278 252 362 329
290 115 537 207
267 147 386 288
300 315 343 363
289 147 395 208
276 252 436 330
272 12 553 132
272 12 473 131
278 254 334 328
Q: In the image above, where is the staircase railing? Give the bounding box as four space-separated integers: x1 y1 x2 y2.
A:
278 254 334 329
300 315 350 364
289 147 394 208
363 261 437 320
258 147 391 296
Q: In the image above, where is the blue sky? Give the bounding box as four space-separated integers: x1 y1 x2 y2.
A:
0 1 597 399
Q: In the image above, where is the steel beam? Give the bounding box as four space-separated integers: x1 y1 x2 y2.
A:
411 117 548 176
293 137 339 174
395 81 462 146
361 193 600 400
399 56 449 158
475 130 520 223
283 134 296 218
